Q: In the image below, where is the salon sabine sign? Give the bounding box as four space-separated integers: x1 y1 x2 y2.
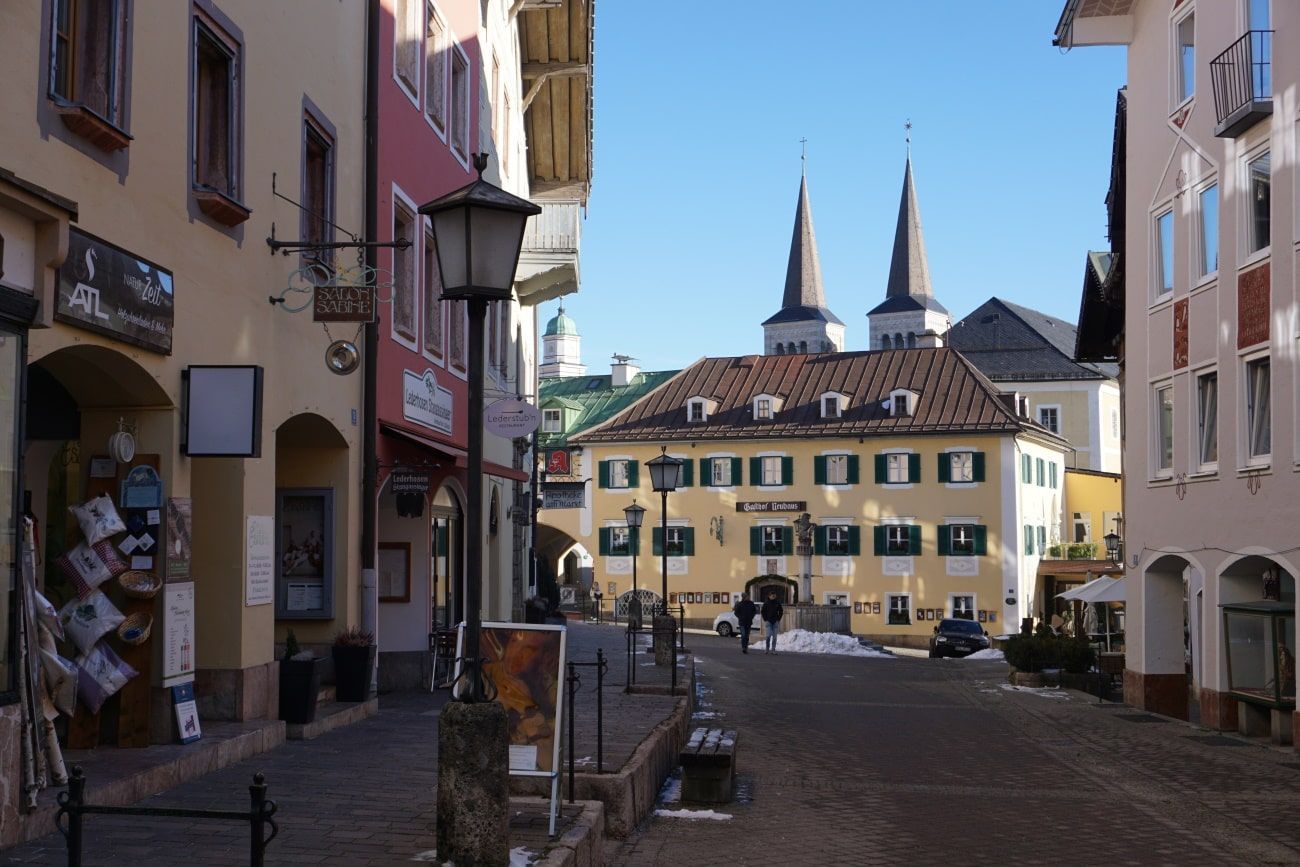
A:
403 368 454 435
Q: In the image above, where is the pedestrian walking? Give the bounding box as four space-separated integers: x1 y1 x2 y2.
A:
733 592 757 654
761 590 784 654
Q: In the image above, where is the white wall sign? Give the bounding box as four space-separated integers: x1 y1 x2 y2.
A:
403 368 454 435
163 581 196 682
246 515 275 606
484 398 540 437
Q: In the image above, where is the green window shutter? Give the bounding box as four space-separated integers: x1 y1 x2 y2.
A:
974 525 988 556
782 456 793 485
627 461 640 488
1037 526 1046 555
813 526 827 555
908 453 921 483
937 454 951 483
731 458 742 485
874 454 887 484
814 456 827 486
1021 454 1031 483
1024 525 1033 556
598 528 610 555
750 526 762 555
1049 463 1058 489
699 458 711 485
847 455 860 485
848 525 861 556
598 461 610 489
972 452 986 483
782 527 793 554
684 528 695 556
652 527 663 556
873 526 886 555
937 525 951 556
1035 458 1044 487
908 525 922 555
749 457 761 486
680 460 694 487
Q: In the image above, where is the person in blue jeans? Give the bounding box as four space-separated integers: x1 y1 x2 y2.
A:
761 590 784 654
733 592 757 653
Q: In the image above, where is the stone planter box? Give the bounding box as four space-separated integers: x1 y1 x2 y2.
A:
1009 669 1060 688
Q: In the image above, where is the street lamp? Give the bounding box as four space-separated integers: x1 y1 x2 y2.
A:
1104 531 1122 566
646 447 683 665
623 500 645 626
421 153 540 704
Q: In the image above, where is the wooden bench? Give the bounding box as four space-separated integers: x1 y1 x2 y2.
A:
680 727 737 804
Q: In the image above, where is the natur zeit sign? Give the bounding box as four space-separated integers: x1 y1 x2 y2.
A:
734 501 807 513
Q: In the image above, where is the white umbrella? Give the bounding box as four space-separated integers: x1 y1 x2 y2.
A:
1056 575 1114 602
1056 576 1126 650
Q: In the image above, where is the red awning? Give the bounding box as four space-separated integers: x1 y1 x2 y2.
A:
485 462 529 482
381 423 528 481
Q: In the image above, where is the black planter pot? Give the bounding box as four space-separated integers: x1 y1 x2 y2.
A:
332 644 376 702
280 657 325 725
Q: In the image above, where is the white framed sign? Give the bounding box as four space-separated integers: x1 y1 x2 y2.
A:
484 398 540 437
403 368 454 435
163 581 196 682
246 515 274 606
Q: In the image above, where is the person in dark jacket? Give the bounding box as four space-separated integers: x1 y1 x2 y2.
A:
761 590 784 654
733 593 757 653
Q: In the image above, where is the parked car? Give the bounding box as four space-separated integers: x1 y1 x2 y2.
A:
712 609 762 637
928 618 991 658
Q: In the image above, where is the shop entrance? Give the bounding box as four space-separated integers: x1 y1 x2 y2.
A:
431 484 463 628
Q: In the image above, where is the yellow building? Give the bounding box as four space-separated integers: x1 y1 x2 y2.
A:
1061 468 1122 552
539 348 1069 647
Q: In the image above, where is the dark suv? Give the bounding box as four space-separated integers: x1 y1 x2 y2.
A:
928 618 991 658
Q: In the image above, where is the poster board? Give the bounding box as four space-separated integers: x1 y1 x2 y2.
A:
163 582 196 683
454 621 567 836
245 515 274 606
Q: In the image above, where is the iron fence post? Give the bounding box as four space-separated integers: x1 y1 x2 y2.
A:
566 661 577 803
678 603 685 650
249 773 267 867
596 648 605 774
671 627 677 694
63 765 85 867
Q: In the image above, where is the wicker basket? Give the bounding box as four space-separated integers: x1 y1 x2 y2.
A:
119 571 162 599
117 612 152 646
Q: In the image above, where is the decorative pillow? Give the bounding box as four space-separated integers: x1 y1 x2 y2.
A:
56 540 128 598
39 633 79 717
58 591 125 656
33 589 65 640
75 643 138 714
69 494 127 545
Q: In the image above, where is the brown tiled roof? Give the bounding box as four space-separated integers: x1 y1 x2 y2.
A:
572 347 1057 443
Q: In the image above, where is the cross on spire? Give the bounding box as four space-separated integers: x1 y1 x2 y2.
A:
799 137 808 175
904 119 912 154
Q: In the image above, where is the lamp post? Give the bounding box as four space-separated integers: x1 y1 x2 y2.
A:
421 153 540 865
623 500 645 628
793 512 817 604
646 447 683 665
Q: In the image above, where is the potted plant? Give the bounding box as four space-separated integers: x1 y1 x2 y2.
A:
332 626 376 702
279 630 325 725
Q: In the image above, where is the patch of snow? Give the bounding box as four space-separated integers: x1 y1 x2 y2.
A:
409 851 445 863
962 648 1005 661
692 710 722 719
657 772 682 804
773 629 896 658
509 847 537 866
999 683 1069 700
654 808 733 821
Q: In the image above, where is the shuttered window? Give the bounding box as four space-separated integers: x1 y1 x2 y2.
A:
938 524 987 556
653 527 695 556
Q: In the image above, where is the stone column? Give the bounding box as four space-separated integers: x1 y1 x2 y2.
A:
437 701 509 865
653 614 675 666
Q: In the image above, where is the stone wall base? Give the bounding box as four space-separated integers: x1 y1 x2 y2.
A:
378 650 431 692
195 660 279 721
1199 688 1239 732
1123 670 1188 720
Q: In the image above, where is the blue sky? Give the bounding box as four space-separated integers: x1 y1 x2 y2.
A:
552 1 1126 374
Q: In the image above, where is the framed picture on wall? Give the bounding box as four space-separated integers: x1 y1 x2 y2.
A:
378 543 411 603
872 602 880 614
853 602 862 614
978 610 987 622
275 488 335 619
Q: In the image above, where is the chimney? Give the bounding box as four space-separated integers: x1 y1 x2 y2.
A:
611 353 640 387
915 329 944 349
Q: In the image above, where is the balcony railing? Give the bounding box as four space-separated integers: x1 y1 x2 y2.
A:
522 200 581 255
1210 30 1272 138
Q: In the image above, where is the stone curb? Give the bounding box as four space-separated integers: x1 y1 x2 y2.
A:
286 697 379 740
516 797 605 867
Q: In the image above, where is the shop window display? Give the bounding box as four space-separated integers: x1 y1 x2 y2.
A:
1223 602 1296 709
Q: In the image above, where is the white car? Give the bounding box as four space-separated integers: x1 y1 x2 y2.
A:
712 610 762 637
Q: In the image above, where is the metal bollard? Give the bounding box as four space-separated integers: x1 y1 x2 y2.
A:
595 648 605 774
60 766 86 867
566 661 578 803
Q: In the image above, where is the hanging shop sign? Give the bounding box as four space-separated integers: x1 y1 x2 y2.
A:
735 500 807 514
312 282 375 323
56 227 175 354
484 398 540 438
121 465 164 509
390 468 431 495
541 482 585 510
403 368 454 436
545 449 572 476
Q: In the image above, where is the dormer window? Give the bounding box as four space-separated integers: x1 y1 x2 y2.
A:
820 393 846 419
756 398 772 420
688 398 708 423
888 388 917 418
542 408 562 433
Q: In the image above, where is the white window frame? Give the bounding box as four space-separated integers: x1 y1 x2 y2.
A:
1072 512 1091 543
393 0 422 107
886 593 912 625
1153 381 1174 478
1241 142 1271 265
755 398 772 421
820 392 844 419
888 388 916 417
949 593 976 621
709 457 733 487
949 451 974 484
1243 351 1271 466
1193 367 1218 473
825 453 848 486
886 453 908 485
448 40 471 169
1195 179 1218 285
688 398 708 423
826 524 851 556
950 524 976 556
1171 5 1195 110
390 186 420 352
1153 206 1175 303
609 526 630 557
761 525 785 556
823 591 850 607
541 408 561 434
608 459 630 489
664 526 686 557
885 525 911 556
1037 405 1061 435
760 455 783 487
422 1 449 141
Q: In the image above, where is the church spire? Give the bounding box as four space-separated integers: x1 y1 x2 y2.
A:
884 152 934 300
780 172 828 310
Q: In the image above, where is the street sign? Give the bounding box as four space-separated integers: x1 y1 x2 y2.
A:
485 398 540 437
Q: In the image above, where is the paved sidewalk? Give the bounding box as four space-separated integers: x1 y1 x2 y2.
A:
612 634 1300 866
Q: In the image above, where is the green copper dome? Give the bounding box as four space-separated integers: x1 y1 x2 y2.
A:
544 304 578 337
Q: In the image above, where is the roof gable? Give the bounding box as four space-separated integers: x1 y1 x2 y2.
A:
948 297 1118 381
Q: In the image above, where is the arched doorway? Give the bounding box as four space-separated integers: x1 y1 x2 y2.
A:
1133 553 1201 720
431 483 464 628
615 588 661 622
746 575 798 605
1213 554 1296 736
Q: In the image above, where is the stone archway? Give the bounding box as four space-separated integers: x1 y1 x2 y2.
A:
745 574 798 605
1130 552 1202 720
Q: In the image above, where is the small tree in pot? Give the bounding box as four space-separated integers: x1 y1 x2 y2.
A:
280 630 326 724
332 626 376 702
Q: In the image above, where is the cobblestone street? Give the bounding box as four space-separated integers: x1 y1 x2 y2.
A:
613 635 1300 866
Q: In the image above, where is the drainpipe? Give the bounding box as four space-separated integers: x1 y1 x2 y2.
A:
361 0 380 673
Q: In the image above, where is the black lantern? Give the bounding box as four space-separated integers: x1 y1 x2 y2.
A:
646 447 684 493
623 500 646 529
624 500 645 602
1104 531 1122 565
419 154 541 300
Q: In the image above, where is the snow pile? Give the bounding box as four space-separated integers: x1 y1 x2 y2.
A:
653 808 733 821
999 683 1069 699
773 629 895 658
509 847 538 866
657 771 682 805
962 648 1005 661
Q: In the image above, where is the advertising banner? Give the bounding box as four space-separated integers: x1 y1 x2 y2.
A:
56 228 174 354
